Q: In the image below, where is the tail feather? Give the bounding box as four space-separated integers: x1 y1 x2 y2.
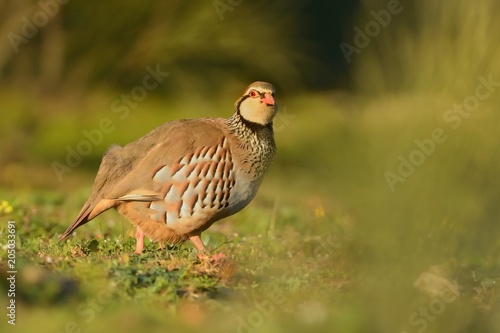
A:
59 192 158 241
58 203 93 241
59 144 130 241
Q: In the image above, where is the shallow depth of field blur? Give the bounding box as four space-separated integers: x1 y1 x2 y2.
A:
1 0 500 332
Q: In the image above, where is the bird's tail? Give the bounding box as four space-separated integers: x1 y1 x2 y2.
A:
58 203 93 241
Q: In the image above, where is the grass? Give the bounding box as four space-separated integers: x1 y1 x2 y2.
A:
0 0 500 333
0 184 353 332
2 1 500 330
1 88 500 332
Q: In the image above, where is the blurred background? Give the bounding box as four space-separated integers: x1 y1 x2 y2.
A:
1 0 500 332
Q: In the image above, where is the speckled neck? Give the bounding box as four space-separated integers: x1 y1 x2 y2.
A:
226 111 276 178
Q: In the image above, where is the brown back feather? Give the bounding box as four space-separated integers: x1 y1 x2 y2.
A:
59 118 227 239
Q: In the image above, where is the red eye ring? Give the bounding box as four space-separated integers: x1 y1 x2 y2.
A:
249 90 259 98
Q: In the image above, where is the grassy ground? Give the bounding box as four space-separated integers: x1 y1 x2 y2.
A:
1 88 500 332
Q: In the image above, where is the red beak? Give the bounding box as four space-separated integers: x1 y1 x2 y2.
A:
261 93 275 106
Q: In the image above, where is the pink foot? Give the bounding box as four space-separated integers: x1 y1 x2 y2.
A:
197 252 227 262
197 253 227 263
210 252 227 260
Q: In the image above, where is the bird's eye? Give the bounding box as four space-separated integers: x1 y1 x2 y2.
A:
249 90 259 98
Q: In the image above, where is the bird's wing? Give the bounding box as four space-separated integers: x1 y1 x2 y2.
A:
59 119 227 240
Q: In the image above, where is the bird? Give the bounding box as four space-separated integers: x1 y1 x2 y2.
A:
59 81 278 258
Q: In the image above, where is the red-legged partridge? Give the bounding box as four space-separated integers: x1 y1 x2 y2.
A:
59 81 277 256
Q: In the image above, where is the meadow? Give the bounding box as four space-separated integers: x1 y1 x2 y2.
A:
1 87 500 332
1 0 500 332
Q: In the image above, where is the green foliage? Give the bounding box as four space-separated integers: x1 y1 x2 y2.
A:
1 0 310 94
2 88 500 333
353 0 500 96
1 1 500 332
0 188 353 332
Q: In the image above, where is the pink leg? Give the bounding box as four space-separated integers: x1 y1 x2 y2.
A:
134 227 145 254
189 234 227 261
189 234 206 253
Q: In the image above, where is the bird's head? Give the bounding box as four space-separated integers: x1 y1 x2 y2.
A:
236 81 278 126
